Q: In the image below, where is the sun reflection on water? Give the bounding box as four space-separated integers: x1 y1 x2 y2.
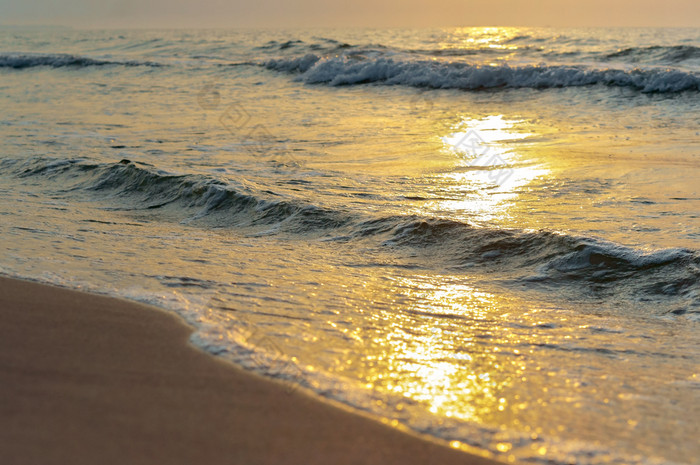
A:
434 115 549 224
440 27 531 51
348 116 555 427
362 278 514 425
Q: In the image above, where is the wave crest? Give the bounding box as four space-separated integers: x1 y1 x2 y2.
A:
0 53 162 69
6 157 699 310
264 54 700 93
604 45 700 63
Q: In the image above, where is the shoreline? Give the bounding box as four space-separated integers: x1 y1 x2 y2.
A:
0 275 504 465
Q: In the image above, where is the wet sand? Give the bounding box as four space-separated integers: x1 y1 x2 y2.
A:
0 276 504 465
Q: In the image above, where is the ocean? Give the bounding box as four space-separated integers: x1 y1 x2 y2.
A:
1 26 698 464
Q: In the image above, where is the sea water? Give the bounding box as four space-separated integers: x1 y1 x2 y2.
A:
1 27 699 464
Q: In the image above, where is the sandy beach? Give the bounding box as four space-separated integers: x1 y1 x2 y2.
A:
0 276 503 465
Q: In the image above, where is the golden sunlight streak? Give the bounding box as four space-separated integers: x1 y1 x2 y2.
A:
435 115 548 223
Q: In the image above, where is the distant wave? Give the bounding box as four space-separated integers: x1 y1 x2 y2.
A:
255 38 386 57
254 37 524 58
603 45 700 63
0 53 162 69
256 39 307 50
5 157 699 312
264 54 700 93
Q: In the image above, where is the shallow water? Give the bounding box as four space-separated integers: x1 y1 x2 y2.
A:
1 27 699 464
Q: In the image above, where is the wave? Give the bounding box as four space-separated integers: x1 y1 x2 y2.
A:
603 45 700 64
0 53 162 69
5 157 699 311
254 38 372 57
382 218 699 303
264 54 700 93
8 158 351 234
256 39 306 50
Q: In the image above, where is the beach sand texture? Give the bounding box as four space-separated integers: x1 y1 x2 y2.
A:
0 276 502 465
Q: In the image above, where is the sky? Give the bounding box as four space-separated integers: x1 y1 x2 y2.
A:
1 0 700 28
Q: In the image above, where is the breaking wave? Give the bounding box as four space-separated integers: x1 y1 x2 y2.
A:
5 156 699 312
264 54 700 93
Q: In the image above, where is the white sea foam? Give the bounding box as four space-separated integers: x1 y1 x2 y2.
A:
265 54 700 93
